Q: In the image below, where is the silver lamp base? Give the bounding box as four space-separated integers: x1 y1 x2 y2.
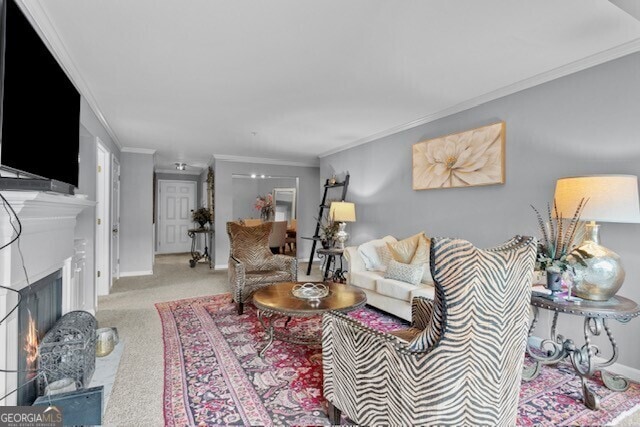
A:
335 222 349 250
572 223 625 301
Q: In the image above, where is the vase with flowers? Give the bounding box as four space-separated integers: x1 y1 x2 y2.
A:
255 193 274 221
191 207 212 229
531 198 591 296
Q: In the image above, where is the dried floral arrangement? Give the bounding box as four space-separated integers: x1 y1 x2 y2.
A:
531 198 590 274
316 213 339 244
192 207 212 227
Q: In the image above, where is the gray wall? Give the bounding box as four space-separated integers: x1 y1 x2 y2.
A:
214 161 320 266
120 152 154 274
74 99 121 311
232 177 260 221
320 52 640 370
79 98 120 155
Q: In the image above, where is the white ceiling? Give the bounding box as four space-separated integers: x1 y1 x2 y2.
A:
20 0 640 170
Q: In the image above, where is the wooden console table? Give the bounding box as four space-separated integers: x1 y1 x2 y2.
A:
523 294 640 410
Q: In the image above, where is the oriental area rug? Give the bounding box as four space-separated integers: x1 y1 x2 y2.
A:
156 294 640 426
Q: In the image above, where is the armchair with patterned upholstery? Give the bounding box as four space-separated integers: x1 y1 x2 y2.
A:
322 235 537 426
227 222 298 315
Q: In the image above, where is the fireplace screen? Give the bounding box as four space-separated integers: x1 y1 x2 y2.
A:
17 270 63 405
38 311 97 393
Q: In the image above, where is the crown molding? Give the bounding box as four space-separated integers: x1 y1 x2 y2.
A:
213 154 319 168
15 0 123 149
121 147 157 154
155 169 202 176
319 37 640 158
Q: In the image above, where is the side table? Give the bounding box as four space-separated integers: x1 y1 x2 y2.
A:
316 247 345 282
187 228 214 268
523 294 640 410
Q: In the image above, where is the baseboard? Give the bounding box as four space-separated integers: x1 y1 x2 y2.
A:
214 264 228 270
119 270 153 277
298 257 321 263
528 336 640 382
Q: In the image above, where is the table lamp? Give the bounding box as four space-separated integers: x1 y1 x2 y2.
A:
329 202 356 250
554 175 640 300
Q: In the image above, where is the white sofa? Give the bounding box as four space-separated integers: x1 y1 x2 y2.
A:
343 235 435 321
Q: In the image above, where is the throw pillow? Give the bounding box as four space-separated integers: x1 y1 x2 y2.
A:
384 260 425 286
357 236 398 270
387 233 422 264
375 245 393 271
410 233 434 284
227 222 273 270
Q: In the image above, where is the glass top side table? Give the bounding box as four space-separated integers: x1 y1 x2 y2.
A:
523 294 640 410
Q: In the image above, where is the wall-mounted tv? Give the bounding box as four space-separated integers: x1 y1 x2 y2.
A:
0 0 81 189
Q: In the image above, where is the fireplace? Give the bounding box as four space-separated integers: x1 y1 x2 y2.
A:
0 191 94 406
17 270 63 406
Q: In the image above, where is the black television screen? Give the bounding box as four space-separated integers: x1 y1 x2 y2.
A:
0 0 80 188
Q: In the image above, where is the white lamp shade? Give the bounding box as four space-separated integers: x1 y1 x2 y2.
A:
329 202 356 222
554 175 640 223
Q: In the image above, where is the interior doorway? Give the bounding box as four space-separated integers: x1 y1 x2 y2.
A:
157 180 197 254
96 139 111 296
231 174 299 256
111 155 121 284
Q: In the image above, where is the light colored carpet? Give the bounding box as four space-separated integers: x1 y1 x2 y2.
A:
97 254 640 426
97 254 321 426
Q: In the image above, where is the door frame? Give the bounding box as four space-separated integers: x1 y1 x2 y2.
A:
110 155 121 284
156 179 197 254
96 139 111 297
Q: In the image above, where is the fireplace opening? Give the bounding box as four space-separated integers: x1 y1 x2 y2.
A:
17 269 62 406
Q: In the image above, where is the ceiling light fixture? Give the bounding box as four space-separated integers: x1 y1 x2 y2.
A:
175 162 186 171
251 174 257 178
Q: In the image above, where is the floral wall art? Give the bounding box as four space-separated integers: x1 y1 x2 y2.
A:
412 121 505 190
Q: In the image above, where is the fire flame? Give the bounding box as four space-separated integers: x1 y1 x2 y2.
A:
24 311 39 378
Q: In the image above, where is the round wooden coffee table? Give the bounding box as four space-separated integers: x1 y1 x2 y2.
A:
252 281 366 356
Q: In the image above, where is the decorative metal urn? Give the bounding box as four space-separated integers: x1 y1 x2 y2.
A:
572 223 625 301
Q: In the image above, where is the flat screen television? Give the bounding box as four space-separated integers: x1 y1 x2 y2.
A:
0 0 80 190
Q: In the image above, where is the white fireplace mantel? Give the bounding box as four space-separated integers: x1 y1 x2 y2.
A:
0 190 94 405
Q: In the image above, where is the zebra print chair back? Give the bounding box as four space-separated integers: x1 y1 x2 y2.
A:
323 235 537 426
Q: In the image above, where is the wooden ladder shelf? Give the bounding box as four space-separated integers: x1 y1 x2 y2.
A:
303 174 350 275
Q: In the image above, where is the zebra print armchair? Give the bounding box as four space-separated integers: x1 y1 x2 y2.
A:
227 222 297 315
322 235 537 426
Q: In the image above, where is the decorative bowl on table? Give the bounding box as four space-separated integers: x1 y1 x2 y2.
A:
291 282 329 301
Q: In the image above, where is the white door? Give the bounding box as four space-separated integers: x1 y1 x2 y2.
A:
158 180 196 254
96 140 111 296
111 156 120 282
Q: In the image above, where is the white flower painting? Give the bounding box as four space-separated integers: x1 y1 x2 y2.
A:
412 122 505 190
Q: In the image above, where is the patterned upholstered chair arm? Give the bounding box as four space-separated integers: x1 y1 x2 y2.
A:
228 256 246 301
410 296 435 330
262 255 298 280
323 311 435 423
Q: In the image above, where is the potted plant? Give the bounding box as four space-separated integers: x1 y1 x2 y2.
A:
317 214 339 248
531 198 590 294
191 207 212 229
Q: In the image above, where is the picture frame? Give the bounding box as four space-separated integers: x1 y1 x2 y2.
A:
412 121 505 190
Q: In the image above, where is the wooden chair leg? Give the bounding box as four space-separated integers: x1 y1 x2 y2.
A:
236 302 244 315
327 401 342 425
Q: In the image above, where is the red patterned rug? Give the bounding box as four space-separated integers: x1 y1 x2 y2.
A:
157 294 640 426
